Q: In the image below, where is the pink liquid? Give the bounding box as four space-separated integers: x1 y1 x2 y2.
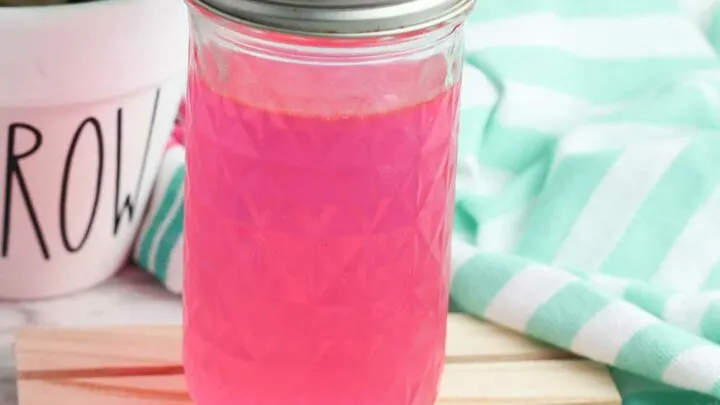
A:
183 39 460 405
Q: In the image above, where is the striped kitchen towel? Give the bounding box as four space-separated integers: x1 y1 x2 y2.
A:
133 144 185 294
133 0 720 403
133 100 186 293
450 0 720 403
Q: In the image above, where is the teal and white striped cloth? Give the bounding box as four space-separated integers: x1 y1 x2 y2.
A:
134 144 185 294
135 0 720 403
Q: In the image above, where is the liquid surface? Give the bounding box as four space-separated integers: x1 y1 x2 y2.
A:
183 40 460 405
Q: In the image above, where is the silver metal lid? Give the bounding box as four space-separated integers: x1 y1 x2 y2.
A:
192 0 476 37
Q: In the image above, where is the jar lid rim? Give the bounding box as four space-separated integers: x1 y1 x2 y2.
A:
191 0 475 37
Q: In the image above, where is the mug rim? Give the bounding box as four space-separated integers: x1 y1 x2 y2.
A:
0 0 189 107
0 0 145 15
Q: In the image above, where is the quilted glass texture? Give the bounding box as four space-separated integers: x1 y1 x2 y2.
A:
183 16 464 405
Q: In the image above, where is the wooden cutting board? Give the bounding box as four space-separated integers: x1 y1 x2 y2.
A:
14 314 621 405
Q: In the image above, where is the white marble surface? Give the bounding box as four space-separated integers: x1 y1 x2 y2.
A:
0 267 182 405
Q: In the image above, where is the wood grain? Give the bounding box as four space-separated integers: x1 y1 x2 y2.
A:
15 314 621 405
15 326 181 373
440 361 620 405
445 315 571 363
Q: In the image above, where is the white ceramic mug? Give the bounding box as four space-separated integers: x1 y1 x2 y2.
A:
0 0 188 299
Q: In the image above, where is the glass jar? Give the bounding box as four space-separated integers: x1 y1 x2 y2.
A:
183 0 474 404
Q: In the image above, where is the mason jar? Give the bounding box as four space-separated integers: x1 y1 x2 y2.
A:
183 0 475 404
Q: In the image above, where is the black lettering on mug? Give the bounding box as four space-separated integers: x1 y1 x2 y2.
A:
59 117 105 253
2 123 50 259
113 88 161 235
